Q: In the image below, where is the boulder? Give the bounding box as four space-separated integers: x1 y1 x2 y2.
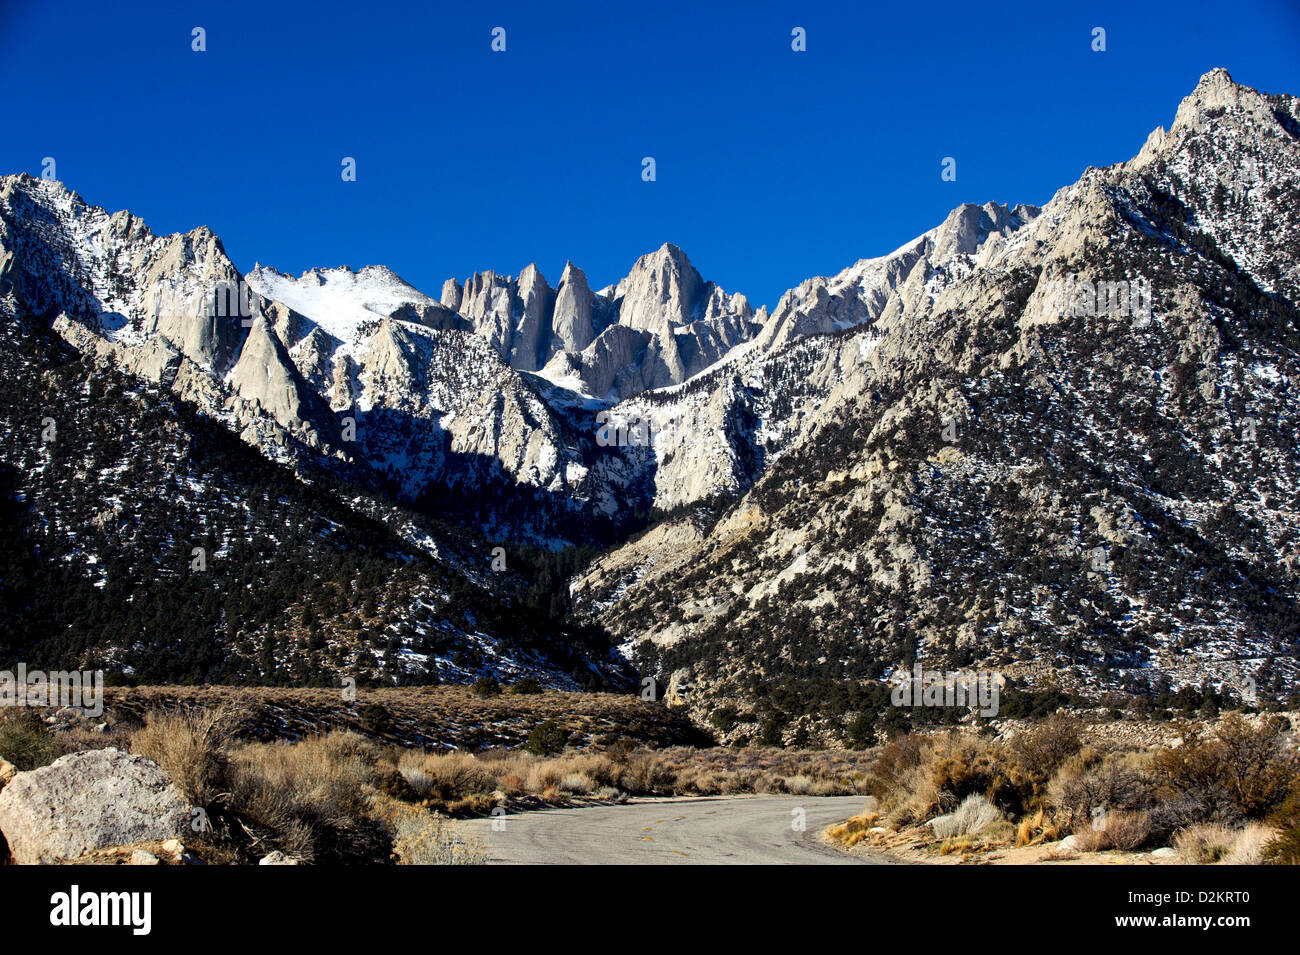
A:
0 748 193 864
259 850 301 866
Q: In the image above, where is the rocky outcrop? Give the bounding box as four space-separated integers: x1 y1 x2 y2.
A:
512 263 554 371
604 243 756 390
754 201 1039 354
259 850 302 865
613 243 706 333
440 277 463 310
0 748 193 865
438 243 755 399
550 262 596 355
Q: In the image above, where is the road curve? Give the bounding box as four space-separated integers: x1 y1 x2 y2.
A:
461 794 895 865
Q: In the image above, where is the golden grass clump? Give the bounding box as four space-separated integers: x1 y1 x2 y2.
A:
826 810 880 847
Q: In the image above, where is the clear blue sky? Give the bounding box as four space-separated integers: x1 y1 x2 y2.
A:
3 0 1298 308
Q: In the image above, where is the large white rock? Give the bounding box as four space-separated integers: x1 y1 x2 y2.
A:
0 748 193 865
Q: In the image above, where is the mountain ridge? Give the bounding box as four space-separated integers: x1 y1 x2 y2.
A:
3 69 1297 740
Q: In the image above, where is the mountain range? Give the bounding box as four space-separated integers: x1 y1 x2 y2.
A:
2 68 1298 742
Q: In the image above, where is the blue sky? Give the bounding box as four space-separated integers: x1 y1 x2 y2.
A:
3 0 1299 308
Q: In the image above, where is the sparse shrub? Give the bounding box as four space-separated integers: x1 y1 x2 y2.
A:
929 794 1003 839
927 734 1037 817
559 773 591 794
392 758 434 795
1225 824 1275 865
358 702 393 735
130 704 241 806
1010 714 1083 780
618 752 675 794
869 733 925 800
785 773 815 795
417 751 499 798
509 677 543 695
392 814 485 865
227 732 389 863
1154 715 1299 821
872 733 941 825
1146 792 1212 841
524 720 568 756
1173 823 1238 864
375 767 420 802
1073 810 1151 852
471 677 501 697
1047 749 1158 833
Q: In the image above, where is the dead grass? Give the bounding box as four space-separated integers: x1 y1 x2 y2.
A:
826 810 879 848
1015 807 1060 847
1174 822 1275 865
1174 823 1239 864
130 703 242 806
0 709 75 770
1072 810 1151 852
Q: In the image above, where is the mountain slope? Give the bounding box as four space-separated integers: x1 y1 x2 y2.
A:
0 296 626 688
572 69 1300 742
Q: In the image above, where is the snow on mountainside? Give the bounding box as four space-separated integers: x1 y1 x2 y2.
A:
0 170 1055 538
245 264 439 345
0 282 628 688
572 69 1300 741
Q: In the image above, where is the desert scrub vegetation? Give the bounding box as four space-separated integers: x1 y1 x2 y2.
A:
95 684 708 751
826 810 881 847
130 703 241 806
126 705 484 864
376 743 867 812
837 712 1300 863
929 794 1003 839
391 813 485 865
1172 823 1274 864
